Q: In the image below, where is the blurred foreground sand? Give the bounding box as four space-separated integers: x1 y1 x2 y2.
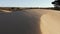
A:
0 9 60 34
25 9 60 34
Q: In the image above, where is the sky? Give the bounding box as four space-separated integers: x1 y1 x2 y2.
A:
0 0 54 7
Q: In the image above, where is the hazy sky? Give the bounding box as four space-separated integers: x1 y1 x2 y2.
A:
0 0 54 7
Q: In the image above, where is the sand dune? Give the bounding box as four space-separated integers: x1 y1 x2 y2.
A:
40 12 60 34
0 9 60 34
25 9 60 34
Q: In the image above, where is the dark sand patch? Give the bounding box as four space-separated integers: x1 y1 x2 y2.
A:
0 11 41 34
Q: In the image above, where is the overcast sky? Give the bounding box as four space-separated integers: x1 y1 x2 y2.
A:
0 0 54 7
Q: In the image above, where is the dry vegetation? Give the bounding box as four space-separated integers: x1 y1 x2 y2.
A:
0 7 56 11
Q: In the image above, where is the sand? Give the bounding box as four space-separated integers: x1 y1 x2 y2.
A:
25 9 60 34
40 12 60 34
0 9 60 34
